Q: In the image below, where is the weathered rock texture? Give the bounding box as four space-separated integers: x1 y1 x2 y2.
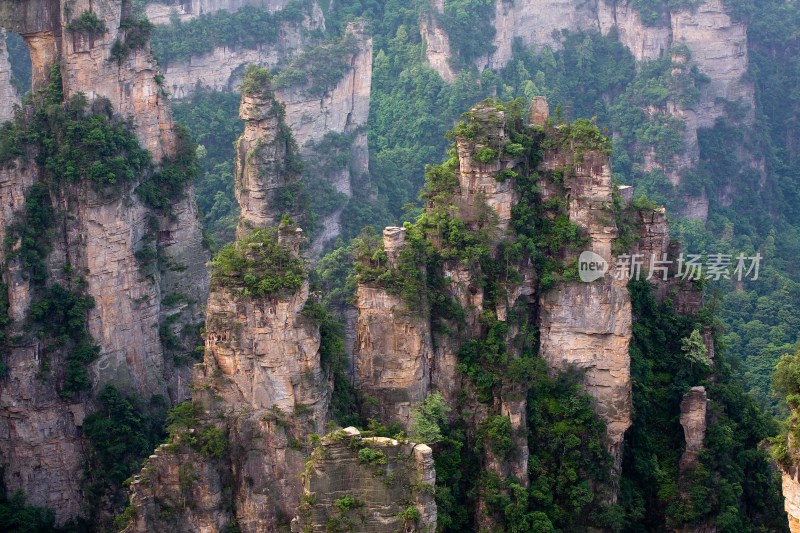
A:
419 0 755 220
0 0 209 523
0 30 19 122
784 468 800 533
291 427 437 533
155 5 324 98
235 79 303 232
678 386 708 474
538 148 633 474
354 228 433 426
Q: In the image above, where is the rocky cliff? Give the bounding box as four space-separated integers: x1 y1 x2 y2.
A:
354 228 433 426
420 0 754 220
234 70 304 232
0 0 208 523
123 73 435 530
537 139 633 478
291 427 437 533
785 468 800 533
0 30 19 122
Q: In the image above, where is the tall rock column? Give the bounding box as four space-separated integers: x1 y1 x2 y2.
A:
537 122 632 480
0 30 19 122
354 227 433 426
235 68 304 234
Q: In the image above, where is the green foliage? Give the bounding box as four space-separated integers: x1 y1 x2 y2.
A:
65 11 107 37
172 90 243 247
110 17 154 65
620 281 786 531
440 0 496 66
629 1 702 26
165 401 229 458
352 225 429 314
135 124 198 210
473 146 498 163
274 33 360 97
29 283 99 398
332 496 361 513
357 446 388 465
408 392 450 444
83 386 167 495
479 415 514 459
210 227 306 297
0 490 56 533
240 65 272 97
150 4 307 65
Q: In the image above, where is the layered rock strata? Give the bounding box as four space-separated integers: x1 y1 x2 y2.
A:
0 30 19 122
235 74 304 233
0 0 209 522
354 227 433 426
291 427 437 533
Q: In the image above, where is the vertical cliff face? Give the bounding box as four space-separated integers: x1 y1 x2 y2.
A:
275 21 373 254
291 427 437 533
0 30 19 122
0 0 209 523
154 4 325 99
477 0 598 71
420 0 456 83
679 386 708 474
235 74 304 232
354 228 433 426
784 469 800 533
538 149 633 475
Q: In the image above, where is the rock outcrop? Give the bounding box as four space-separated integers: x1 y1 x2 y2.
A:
235 73 304 232
678 386 708 474
418 0 755 220
291 427 437 533
0 0 209 523
0 30 19 122
538 148 633 475
354 228 433 426
785 468 800 533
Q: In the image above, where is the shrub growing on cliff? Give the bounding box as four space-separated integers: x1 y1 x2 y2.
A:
210 227 306 297
65 11 107 37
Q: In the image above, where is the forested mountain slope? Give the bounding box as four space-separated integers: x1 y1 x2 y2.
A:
1 0 800 532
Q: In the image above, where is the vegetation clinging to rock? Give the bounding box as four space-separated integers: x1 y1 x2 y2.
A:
210 226 306 297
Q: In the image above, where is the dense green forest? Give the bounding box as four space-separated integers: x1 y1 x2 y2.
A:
151 0 800 409
3 0 800 530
